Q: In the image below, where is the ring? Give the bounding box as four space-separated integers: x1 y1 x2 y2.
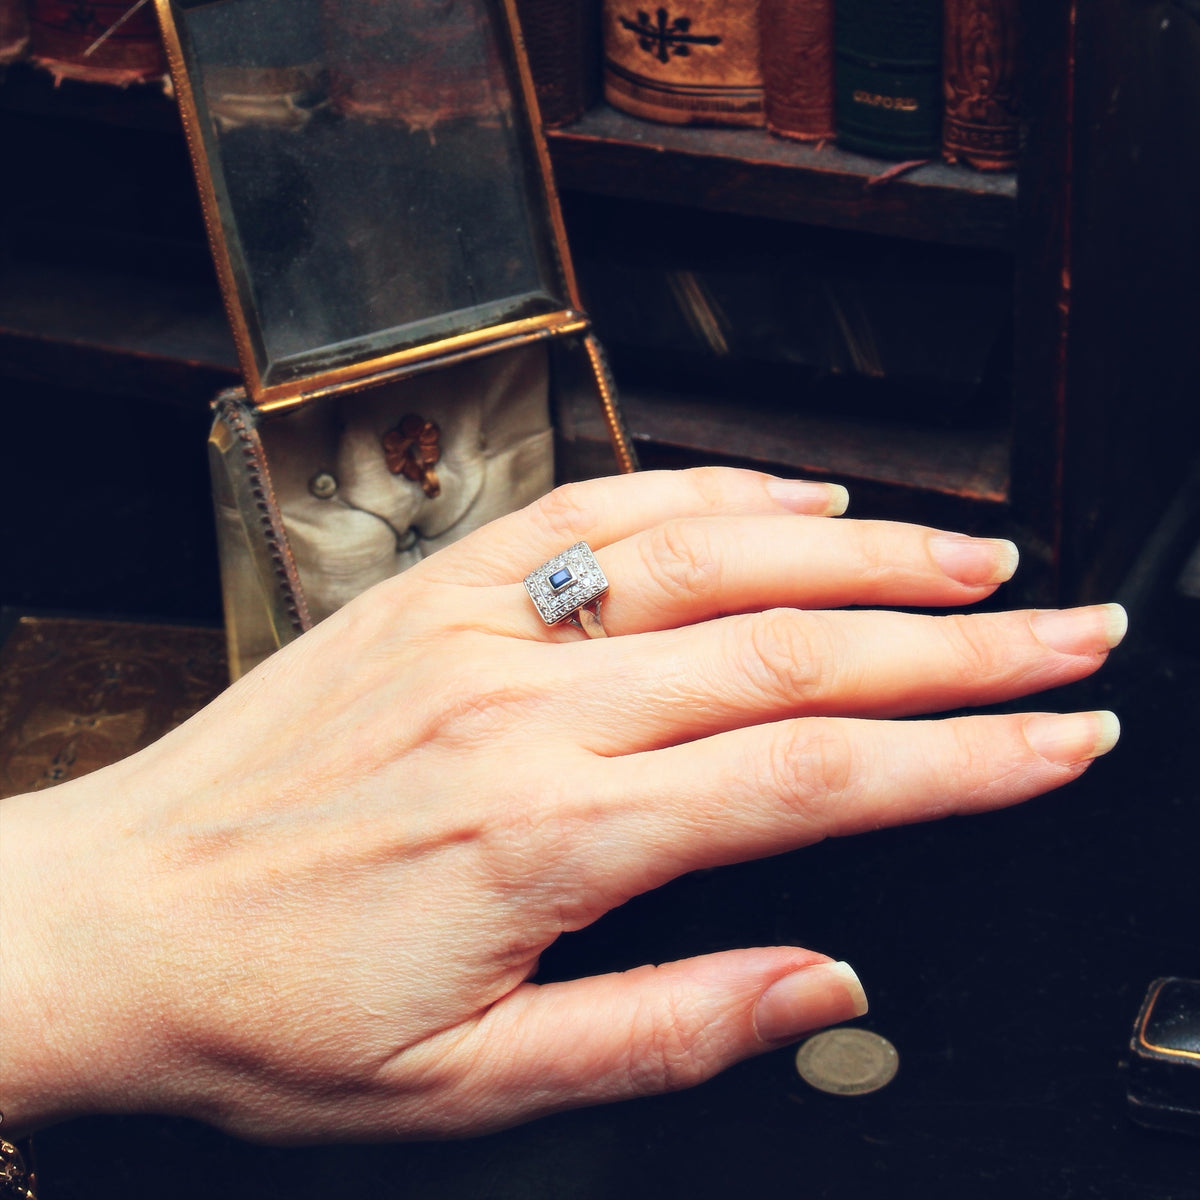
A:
523 541 609 638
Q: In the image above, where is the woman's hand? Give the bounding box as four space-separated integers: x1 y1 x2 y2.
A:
0 469 1124 1143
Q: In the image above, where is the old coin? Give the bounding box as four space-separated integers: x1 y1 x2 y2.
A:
795 1028 899 1096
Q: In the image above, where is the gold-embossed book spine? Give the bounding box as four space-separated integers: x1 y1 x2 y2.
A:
602 1 765 127
942 0 1019 171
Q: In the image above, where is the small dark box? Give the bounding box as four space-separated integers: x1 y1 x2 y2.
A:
1127 977 1200 1137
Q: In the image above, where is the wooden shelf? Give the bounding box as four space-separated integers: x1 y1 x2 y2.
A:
547 106 1017 251
559 381 1010 506
0 261 238 405
0 256 1009 510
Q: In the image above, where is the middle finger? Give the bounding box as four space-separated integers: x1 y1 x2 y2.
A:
561 603 1126 754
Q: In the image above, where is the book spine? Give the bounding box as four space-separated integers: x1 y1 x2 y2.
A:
0 0 30 66
834 0 942 159
760 0 835 141
602 0 764 127
942 0 1019 171
28 0 165 86
513 0 601 128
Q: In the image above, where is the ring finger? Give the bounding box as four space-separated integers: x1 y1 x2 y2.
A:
498 513 1020 641
580 709 1121 901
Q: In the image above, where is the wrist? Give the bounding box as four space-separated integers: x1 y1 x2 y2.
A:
0 770 161 1133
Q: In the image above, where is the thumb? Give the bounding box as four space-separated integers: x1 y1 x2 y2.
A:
428 948 868 1134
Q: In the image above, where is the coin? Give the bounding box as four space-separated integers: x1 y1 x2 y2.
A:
795 1028 899 1095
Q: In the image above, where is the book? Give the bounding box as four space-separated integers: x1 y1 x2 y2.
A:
513 0 601 128
834 0 942 158
760 0 835 141
602 0 765 127
28 0 165 86
942 0 1019 171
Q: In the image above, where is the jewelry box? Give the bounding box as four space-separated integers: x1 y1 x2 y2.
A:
156 0 635 678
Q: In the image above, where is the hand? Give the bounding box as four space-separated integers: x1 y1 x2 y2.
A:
0 468 1124 1143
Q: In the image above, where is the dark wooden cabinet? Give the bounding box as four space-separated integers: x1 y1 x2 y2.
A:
1 0 1198 614
547 0 1200 606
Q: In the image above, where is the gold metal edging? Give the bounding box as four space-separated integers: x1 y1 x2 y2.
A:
154 0 266 401
498 0 636 473
159 0 634 477
157 0 585 410
1137 979 1200 1062
584 334 638 475
253 312 591 414
498 0 583 311
211 396 312 634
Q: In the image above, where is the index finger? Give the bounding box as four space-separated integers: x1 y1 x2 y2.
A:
420 468 850 585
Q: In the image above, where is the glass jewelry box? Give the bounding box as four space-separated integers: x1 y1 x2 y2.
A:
157 0 635 678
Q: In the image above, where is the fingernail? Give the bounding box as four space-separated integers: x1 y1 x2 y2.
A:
766 478 850 516
754 960 869 1045
1024 710 1121 764
928 533 1019 586
1031 603 1128 655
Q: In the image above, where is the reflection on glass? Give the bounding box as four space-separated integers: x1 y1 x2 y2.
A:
173 0 565 387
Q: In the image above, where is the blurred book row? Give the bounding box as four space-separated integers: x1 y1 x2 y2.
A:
521 0 1018 170
0 0 166 87
0 1 1017 171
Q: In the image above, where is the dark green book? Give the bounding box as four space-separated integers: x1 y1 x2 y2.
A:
834 0 942 159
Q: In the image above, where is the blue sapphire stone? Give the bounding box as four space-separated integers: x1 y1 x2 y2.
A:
548 567 573 590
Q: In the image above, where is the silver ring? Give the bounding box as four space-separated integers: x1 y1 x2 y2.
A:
524 541 609 638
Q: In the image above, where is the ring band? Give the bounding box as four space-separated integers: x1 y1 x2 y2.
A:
524 541 610 638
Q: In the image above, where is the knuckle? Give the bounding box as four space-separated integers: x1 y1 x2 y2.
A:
847 521 894 585
940 613 1005 684
739 610 827 704
765 720 855 828
475 795 579 893
639 519 721 600
626 984 711 1095
528 481 601 545
431 668 533 747
683 465 734 513
947 717 992 786
470 772 611 930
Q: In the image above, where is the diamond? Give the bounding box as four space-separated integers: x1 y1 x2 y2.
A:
524 542 609 626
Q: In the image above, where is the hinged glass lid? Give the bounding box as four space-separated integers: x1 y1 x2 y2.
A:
158 0 581 409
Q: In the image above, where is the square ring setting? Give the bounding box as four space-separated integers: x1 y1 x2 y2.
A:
524 542 609 626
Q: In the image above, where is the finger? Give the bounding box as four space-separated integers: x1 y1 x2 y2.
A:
597 514 1019 634
381 949 865 1136
564 604 1126 753
584 711 1120 898
420 468 850 585
488 513 1020 642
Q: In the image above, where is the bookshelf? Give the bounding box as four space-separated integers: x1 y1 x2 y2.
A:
1 0 1198 617
547 105 1017 250
545 0 1200 606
